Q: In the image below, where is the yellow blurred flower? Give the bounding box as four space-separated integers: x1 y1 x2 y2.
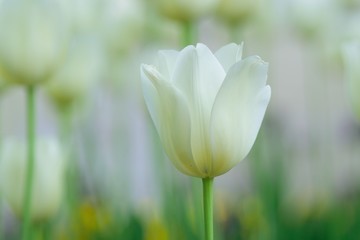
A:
145 218 169 240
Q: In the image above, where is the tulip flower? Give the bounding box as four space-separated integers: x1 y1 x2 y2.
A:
153 0 218 46
342 41 360 121
141 43 271 178
290 0 334 41
0 138 66 222
0 0 69 85
101 0 144 56
141 43 271 240
46 36 104 110
217 0 260 25
153 0 218 22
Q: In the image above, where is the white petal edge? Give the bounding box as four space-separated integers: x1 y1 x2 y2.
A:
156 49 179 81
214 42 244 72
209 56 270 176
141 64 203 177
171 44 226 176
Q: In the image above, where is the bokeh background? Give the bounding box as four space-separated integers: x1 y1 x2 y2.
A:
1 0 360 239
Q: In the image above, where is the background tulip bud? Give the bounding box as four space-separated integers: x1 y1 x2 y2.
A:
0 138 66 222
0 0 69 85
153 0 219 22
101 0 144 56
217 0 260 25
141 43 271 178
45 36 104 109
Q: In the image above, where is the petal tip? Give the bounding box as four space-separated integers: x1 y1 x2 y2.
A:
249 55 269 69
141 64 163 85
195 43 212 53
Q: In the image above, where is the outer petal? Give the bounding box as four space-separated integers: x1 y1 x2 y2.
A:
141 64 203 177
214 43 243 72
156 50 179 80
172 44 225 176
210 56 271 176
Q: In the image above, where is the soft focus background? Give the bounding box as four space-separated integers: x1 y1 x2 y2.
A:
1 0 360 239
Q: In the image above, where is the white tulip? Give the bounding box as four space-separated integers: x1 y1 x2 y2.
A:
0 139 66 221
154 0 219 22
46 36 104 108
141 43 271 178
101 0 144 56
0 0 69 85
342 41 360 121
290 0 334 40
217 0 260 24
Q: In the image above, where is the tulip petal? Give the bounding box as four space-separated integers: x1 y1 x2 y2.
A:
156 50 179 80
141 64 203 176
210 56 271 176
214 43 243 72
172 44 225 176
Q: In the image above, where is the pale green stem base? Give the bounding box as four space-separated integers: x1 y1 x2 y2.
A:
21 85 36 240
202 178 214 240
228 23 243 43
182 21 196 47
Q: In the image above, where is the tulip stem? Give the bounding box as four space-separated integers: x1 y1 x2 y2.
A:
22 85 36 240
182 21 196 46
202 177 214 240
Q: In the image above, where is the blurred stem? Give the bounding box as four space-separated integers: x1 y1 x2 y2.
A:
59 107 72 145
22 85 36 240
182 21 196 46
228 23 242 43
58 108 78 230
202 178 214 240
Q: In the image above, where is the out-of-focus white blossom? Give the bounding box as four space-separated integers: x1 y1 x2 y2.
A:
217 0 260 24
101 0 144 56
46 36 104 108
61 0 102 34
0 139 66 221
290 0 335 40
0 0 70 85
154 0 219 22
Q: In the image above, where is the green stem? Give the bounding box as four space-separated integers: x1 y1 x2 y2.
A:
228 22 242 43
182 21 196 47
22 85 36 240
202 178 214 240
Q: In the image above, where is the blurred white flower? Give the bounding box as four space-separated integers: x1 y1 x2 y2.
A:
46 36 104 109
141 43 271 178
154 0 219 22
0 0 70 85
342 41 360 121
61 0 102 34
217 0 260 24
101 0 144 56
290 0 334 40
0 138 66 221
